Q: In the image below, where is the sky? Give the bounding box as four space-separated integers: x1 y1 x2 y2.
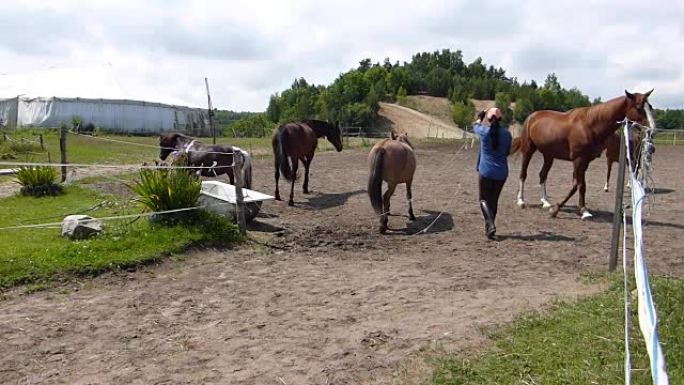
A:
0 0 682 111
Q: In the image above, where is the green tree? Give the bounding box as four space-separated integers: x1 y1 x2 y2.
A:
452 100 475 129
513 98 534 123
495 92 513 125
396 86 408 105
228 113 273 137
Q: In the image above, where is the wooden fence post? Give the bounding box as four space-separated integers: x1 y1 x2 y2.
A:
609 127 627 271
232 153 247 235
39 134 44 151
60 126 68 182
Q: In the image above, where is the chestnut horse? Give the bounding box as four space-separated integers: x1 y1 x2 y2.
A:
273 119 342 205
512 90 653 219
159 132 252 189
602 130 640 192
368 132 417 233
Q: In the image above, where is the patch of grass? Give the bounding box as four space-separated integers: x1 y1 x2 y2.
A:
0 186 241 288
432 277 684 384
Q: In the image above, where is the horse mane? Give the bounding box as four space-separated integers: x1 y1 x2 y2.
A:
303 119 333 137
574 95 628 129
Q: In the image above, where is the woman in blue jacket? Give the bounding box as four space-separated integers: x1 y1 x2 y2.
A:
474 107 512 240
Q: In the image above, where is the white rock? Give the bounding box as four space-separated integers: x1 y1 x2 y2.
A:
61 215 103 240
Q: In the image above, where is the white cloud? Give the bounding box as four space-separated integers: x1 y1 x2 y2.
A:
0 0 681 110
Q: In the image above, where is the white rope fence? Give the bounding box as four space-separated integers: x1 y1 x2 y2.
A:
621 118 668 385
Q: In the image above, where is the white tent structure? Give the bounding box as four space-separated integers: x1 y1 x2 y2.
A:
0 96 211 136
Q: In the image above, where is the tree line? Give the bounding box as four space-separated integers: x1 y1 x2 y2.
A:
225 48 683 136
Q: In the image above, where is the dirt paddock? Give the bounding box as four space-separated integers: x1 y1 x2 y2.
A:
1 143 683 385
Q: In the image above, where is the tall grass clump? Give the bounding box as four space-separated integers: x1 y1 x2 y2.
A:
16 166 62 197
129 166 202 224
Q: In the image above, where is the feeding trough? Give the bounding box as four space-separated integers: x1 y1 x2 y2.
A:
199 180 274 223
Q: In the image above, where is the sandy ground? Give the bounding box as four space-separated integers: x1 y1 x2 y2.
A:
1 143 683 385
379 102 470 139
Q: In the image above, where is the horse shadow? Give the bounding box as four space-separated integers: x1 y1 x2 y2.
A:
498 231 576 242
302 189 366 210
648 187 675 195
389 210 454 235
569 208 684 230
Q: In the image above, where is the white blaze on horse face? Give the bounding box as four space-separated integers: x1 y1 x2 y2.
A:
540 182 552 209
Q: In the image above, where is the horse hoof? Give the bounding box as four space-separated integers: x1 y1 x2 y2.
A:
603 187 609 193
516 199 527 208
409 216 417 221
379 227 387 234
541 200 552 209
288 201 294 207
549 205 560 218
581 210 593 220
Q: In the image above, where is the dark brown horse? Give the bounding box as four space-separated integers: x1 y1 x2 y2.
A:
511 90 653 219
368 132 417 233
272 119 342 205
601 130 640 192
159 132 252 189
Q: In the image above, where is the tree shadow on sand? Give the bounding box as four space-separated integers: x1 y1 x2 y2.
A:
302 189 366 210
387 210 454 235
498 231 576 242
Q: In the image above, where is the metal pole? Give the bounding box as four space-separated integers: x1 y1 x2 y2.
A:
232 154 247 235
205 77 216 144
609 126 628 271
59 126 68 183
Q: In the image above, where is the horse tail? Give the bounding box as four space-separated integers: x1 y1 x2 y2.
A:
241 151 253 189
368 148 385 215
510 115 532 156
276 128 294 181
510 137 524 155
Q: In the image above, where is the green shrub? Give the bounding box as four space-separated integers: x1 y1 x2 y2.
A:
8 139 42 154
129 166 202 225
15 166 62 197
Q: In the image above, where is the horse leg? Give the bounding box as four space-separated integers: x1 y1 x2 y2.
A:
577 161 592 219
380 183 396 233
274 157 281 201
288 157 298 206
539 155 554 209
228 169 235 186
303 154 313 194
517 146 536 207
604 159 612 192
406 181 416 221
549 158 584 218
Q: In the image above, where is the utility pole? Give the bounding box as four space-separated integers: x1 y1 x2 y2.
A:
205 77 216 144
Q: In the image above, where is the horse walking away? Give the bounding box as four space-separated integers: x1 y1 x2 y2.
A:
511 89 653 219
159 132 252 189
602 130 642 192
272 119 342 206
368 132 417 234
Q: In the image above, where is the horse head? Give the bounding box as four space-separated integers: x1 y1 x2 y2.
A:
392 131 414 149
327 121 343 152
624 89 653 124
159 132 190 160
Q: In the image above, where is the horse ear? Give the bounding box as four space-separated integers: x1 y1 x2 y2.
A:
390 131 398 140
625 90 635 100
644 89 654 98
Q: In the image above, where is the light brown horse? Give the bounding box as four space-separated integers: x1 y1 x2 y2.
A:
512 90 653 219
368 132 417 233
602 130 640 192
273 119 342 206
